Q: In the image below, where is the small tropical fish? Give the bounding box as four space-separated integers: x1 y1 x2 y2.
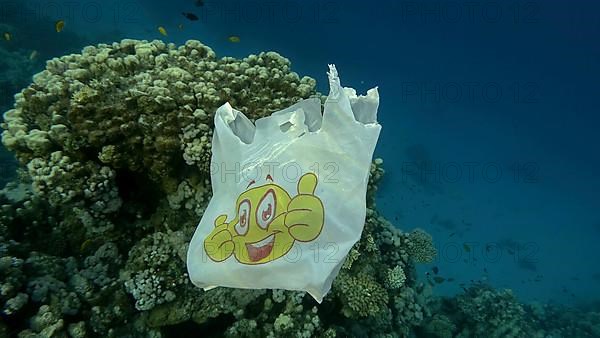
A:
55 20 65 32
195 0 204 6
80 239 93 252
29 50 39 60
182 12 199 21
449 232 456 237
432 266 439 274
227 35 241 43
3 32 11 41
178 23 184 30
463 243 471 252
433 276 445 284
447 278 455 282
158 26 168 36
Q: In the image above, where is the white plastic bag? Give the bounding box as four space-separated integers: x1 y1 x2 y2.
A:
187 65 381 302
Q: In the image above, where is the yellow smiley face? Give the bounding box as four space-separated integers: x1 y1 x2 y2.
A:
227 182 295 264
204 172 325 265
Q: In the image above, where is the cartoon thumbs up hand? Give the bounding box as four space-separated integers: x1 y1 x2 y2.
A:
204 214 235 262
285 172 325 242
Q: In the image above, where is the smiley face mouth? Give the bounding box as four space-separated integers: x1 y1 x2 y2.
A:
245 233 276 262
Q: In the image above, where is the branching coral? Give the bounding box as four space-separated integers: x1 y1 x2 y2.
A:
334 272 389 318
421 314 456 338
123 231 188 311
406 228 437 264
385 265 407 289
454 285 530 338
1 39 315 185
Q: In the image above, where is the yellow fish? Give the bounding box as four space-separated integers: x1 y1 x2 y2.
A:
3 32 11 41
29 50 39 60
227 35 240 43
80 239 93 253
55 20 65 32
158 26 168 36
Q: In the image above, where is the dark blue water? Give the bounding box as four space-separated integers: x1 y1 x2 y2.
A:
2 0 599 312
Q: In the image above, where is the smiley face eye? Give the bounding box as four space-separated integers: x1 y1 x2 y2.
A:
256 189 276 229
235 200 251 235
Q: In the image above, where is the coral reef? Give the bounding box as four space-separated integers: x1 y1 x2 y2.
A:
1 7 88 115
123 231 188 311
2 39 314 184
526 301 600 337
421 314 456 338
0 39 435 337
406 228 437 264
334 272 389 318
417 283 600 338
0 42 38 188
2 38 597 338
454 285 530 337
1 3 92 187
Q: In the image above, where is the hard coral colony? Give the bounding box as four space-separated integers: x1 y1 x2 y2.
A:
0 38 433 337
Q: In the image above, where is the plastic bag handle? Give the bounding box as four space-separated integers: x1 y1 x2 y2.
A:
322 64 380 131
214 103 256 145
321 65 358 130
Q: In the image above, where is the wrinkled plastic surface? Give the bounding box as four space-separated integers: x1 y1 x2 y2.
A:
187 65 381 302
